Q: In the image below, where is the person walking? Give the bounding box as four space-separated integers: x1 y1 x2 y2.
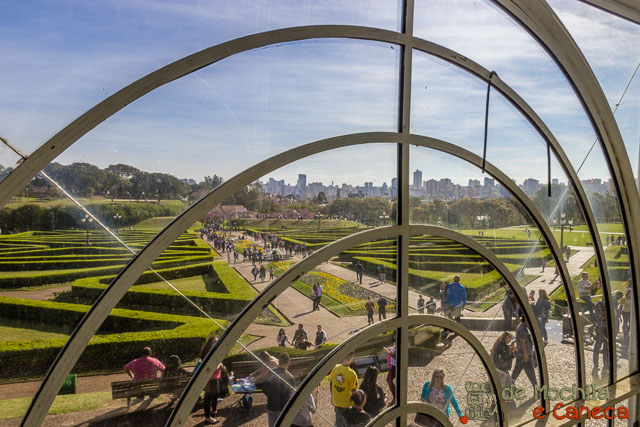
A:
330 352 358 427
438 282 447 312
384 342 397 406
417 295 425 314
360 366 386 417
311 284 318 312
343 390 372 427
534 289 551 344
578 272 597 323
251 265 259 281
592 299 610 378
379 265 386 284
269 266 275 280
417 369 464 426
258 353 296 427
259 265 267 282
445 276 467 322
355 261 364 284
277 328 290 347
426 297 436 314
315 324 327 347
377 296 388 321
511 317 537 388
365 297 375 325
491 332 516 388
313 283 323 311
502 289 517 330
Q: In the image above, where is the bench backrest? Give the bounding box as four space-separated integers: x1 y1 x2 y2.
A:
111 375 190 399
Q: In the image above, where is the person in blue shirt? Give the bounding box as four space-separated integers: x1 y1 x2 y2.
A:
419 369 464 421
445 275 467 322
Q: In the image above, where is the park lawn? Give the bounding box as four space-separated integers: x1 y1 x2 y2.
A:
573 223 625 233
0 391 114 421
0 324 68 342
459 226 618 248
135 216 202 232
269 262 394 317
135 273 209 292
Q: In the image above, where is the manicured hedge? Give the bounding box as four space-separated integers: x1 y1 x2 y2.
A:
63 261 257 317
0 316 224 379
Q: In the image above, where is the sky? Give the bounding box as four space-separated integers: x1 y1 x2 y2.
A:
0 0 638 188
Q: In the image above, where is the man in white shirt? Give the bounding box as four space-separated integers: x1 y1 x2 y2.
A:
578 272 596 323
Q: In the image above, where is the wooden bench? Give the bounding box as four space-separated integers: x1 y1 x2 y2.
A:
111 376 191 411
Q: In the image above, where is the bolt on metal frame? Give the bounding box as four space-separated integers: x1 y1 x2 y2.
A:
2 0 637 425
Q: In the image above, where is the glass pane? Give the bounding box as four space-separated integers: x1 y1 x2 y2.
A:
413 0 602 176
549 0 640 181
578 145 635 382
1 1 401 155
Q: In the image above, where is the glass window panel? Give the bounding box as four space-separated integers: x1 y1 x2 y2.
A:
0 1 401 155
549 0 640 181
51 40 400 206
412 0 610 183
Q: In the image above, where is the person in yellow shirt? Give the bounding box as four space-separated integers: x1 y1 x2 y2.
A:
330 352 358 427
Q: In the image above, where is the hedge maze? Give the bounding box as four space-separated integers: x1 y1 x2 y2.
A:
0 230 286 380
251 226 550 304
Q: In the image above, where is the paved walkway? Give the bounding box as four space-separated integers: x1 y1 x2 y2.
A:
205 234 601 346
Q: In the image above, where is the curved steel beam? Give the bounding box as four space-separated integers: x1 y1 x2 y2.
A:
277 315 507 426
368 403 454 427
169 224 544 426
13 22 613 421
21 131 578 425
3 21 604 403
492 0 640 383
578 0 640 25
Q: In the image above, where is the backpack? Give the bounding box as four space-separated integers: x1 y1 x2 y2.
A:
240 393 253 410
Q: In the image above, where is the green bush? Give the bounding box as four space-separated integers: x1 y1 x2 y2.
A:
0 317 224 379
0 296 185 334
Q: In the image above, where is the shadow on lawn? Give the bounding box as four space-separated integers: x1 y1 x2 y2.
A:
83 396 266 427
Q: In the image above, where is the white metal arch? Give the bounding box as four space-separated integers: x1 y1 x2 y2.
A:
4 3 636 423
0 20 617 386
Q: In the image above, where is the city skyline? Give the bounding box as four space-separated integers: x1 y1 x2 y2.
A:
258 170 615 201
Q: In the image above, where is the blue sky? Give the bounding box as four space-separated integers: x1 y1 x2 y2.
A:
0 0 638 187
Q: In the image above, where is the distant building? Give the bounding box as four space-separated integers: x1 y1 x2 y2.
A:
413 170 423 191
523 178 540 196
297 174 307 198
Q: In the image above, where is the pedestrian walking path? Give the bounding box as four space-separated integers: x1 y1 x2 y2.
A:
205 232 598 347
